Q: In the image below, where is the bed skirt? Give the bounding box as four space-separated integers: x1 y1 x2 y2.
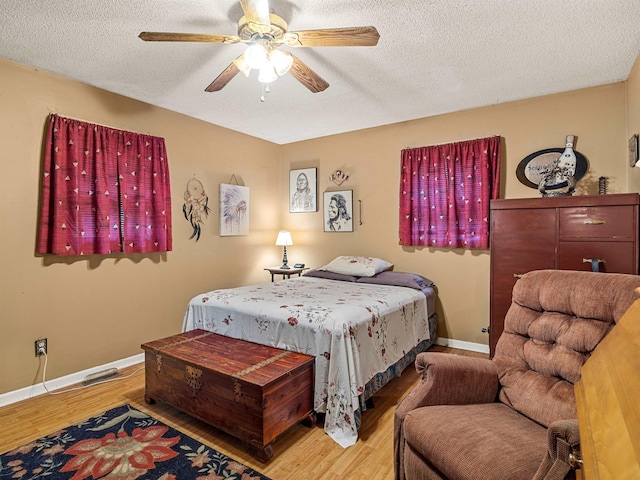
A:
355 312 438 426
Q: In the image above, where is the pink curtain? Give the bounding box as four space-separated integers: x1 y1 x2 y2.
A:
399 136 501 249
38 114 172 255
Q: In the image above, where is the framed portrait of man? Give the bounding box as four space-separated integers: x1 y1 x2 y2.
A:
323 190 353 232
290 168 317 213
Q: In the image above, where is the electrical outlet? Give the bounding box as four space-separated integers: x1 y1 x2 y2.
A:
35 338 47 357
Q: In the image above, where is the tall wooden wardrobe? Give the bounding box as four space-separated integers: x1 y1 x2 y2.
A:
489 193 640 356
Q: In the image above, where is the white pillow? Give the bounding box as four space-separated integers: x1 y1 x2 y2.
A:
319 256 393 277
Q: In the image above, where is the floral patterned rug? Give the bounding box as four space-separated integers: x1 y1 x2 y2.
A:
0 404 271 479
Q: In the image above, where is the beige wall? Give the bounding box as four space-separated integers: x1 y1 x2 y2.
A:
279 80 632 345
628 54 640 192
0 58 282 394
2 52 639 396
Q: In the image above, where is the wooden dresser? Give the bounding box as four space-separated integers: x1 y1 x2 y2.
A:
489 193 640 356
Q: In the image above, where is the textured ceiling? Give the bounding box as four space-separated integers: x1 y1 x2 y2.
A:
2 1 640 144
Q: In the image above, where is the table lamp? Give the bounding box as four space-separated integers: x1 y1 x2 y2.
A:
275 230 293 269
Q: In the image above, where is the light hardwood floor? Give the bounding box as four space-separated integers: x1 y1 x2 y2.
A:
0 345 487 480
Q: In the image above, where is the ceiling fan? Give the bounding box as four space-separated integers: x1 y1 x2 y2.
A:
139 0 380 94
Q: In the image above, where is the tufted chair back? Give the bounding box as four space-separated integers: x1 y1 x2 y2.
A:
395 269 640 480
492 269 640 428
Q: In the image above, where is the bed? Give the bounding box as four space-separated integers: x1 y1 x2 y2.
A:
182 257 437 448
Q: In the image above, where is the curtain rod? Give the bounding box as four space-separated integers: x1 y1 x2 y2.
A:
404 134 501 150
47 112 157 137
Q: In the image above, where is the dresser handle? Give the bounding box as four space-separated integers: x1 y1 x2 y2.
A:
583 219 605 225
513 273 524 279
583 258 605 273
583 258 606 264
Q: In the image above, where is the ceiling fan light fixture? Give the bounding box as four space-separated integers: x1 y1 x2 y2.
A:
139 0 379 95
258 63 278 83
244 42 268 69
233 55 252 77
269 49 293 76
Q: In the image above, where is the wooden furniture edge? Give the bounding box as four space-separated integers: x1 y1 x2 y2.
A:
574 294 640 479
490 193 640 210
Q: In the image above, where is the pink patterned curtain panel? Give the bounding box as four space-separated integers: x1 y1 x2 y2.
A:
38 114 172 256
399 136 501 249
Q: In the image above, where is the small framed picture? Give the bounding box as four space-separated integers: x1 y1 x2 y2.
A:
630 134 639 167
324 190 353 232
290 168 317 212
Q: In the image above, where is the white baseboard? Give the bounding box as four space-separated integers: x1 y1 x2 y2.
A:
0 354 144 408
1 339 487 408
435 337 490 355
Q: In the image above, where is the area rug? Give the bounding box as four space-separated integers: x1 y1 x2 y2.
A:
0 404 271 480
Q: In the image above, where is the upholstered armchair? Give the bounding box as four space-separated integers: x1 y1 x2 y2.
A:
394 269 640 480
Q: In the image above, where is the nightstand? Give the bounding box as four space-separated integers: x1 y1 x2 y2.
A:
264 266 309 282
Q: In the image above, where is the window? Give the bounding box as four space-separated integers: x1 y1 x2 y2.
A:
399 136 501 249
38 114 172 255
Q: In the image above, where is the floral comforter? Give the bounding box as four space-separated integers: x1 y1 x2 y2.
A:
182 276 433 448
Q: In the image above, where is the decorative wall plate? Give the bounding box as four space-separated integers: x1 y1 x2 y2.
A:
516 148 588 190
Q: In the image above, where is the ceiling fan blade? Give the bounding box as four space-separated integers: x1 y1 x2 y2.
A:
240 0 271 26
289 55 329 93
139 32 241 44
284 26 380 47
205 61 241 92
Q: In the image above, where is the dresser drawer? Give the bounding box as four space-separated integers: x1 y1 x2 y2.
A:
558 241 637 273
559 206 636 239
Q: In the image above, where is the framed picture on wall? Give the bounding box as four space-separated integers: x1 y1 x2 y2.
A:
290 168 317 212
219 183 249 236
630 134 639 167
323 190 353 232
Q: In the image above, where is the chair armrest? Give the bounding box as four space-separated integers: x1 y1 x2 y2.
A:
409 352 499 409
533 419 581 480
394 352 499 480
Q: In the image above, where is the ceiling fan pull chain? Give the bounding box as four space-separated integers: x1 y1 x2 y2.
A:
260 82 271 102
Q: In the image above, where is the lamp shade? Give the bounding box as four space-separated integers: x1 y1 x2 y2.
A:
258 63 278 84
244 43 268 70
269 49 293 76
275 230 293 246
234 54 252 77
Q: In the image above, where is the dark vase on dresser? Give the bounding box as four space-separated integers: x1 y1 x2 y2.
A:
489 193 640 357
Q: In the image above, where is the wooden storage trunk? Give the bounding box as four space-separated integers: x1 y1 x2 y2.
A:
141 329 314 461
